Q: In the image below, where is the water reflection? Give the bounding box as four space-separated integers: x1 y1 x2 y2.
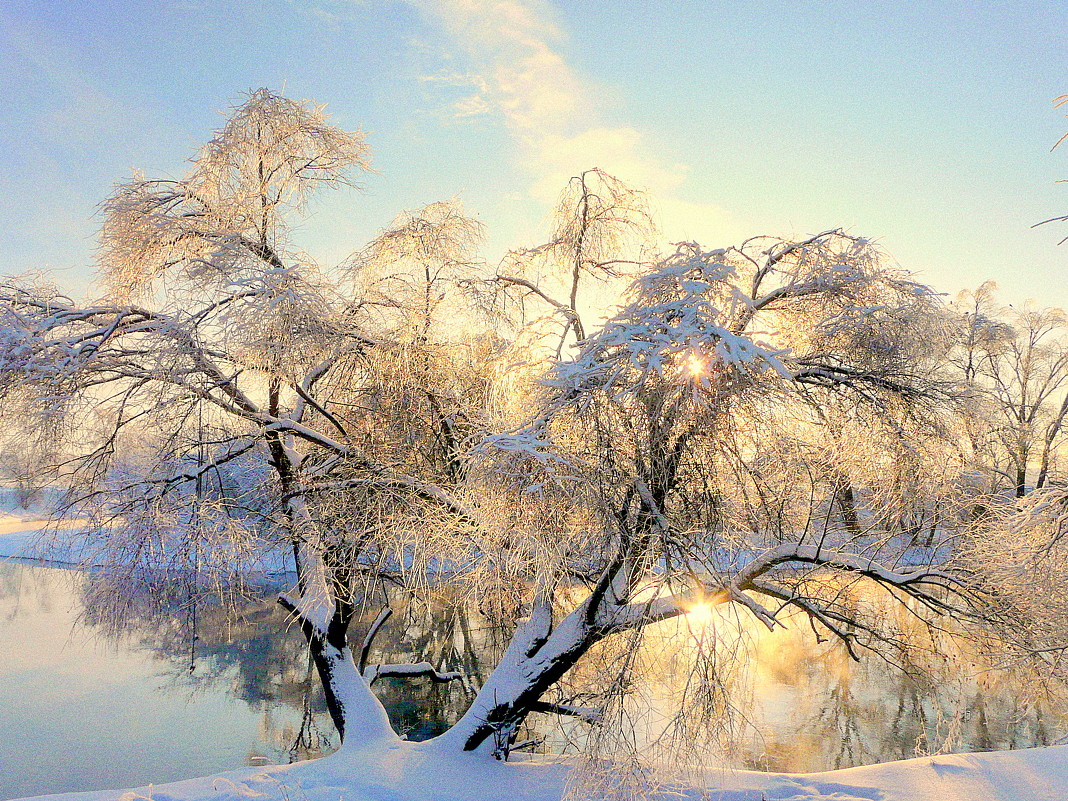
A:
75 566 489 751
530 597 1068 773
0 562 335 800
627 600 1066 773
144 600 338 765
739 603 1062 772
2 561 1065 799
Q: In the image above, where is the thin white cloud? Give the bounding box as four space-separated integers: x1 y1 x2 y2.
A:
452 93 494 118
417 71 493 118
419 0 582 132
410 0 745 246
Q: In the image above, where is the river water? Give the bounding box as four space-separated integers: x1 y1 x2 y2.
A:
0 561 1062 800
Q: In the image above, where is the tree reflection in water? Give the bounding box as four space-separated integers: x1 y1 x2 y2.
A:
77 571 499 759
735 598 1065 772
67 569 1068 772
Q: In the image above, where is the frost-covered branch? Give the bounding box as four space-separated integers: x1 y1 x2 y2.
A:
363 662 464 685
528 700 604 724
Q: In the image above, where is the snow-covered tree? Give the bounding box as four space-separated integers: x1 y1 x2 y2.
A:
950 283 1068 496
0 89 488 745
0 89 1031 778
442 231 993 761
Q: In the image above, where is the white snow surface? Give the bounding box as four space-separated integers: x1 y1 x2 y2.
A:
10 741 1068 801
0 491 70 562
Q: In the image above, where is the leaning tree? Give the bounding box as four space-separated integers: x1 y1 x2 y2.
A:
0 89 1028 773
438 230 994 760
0 89 490 744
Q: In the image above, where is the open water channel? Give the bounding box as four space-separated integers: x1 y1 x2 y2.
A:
0 560 1063 800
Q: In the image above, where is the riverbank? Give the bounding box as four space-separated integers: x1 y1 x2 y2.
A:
5 494 1066 800
11 739 1068 801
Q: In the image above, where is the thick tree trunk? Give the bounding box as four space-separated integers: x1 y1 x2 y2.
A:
280 592 399 748
434 617 555 754
308 637 398 746
836 480 861 536
269 436 398 749
434 599 605 756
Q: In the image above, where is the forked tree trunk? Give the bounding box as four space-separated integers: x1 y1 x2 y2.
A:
270 442 398 749
279 593 399 747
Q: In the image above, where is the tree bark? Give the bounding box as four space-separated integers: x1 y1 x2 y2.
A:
1037 390 1068 489
435 611 583 755
309 637 398 745
279 594 399 747
269 435 398 748
836 480 861 536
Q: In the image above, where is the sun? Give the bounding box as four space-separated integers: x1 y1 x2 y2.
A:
687 601 714 626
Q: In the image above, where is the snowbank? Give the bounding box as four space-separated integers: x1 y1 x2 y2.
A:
0 487 92 565
11 741 1068 801
706 746 1068 800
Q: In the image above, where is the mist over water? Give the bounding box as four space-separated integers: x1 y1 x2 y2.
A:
738 609 1059 771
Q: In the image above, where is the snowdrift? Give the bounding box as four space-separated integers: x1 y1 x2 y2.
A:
12 742 1068 801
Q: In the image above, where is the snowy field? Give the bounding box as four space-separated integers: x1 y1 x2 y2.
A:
10 739 1068 801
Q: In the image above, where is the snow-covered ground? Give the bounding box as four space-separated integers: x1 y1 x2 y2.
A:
9 740 1068 801
0 488 77 564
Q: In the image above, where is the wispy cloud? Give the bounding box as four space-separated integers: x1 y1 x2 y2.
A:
417 0 583 135
417 71 493 118
410 0 744 245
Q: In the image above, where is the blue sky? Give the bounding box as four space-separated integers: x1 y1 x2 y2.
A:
2 0 1067 307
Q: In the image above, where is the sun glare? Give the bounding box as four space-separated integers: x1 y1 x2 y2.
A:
686 353 705 378
687 601 714 626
